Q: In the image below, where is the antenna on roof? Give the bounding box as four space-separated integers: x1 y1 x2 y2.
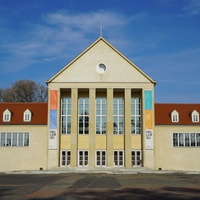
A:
100 21 103 37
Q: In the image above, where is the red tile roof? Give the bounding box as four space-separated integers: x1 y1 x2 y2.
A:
155 103 200 125
0 103 48 125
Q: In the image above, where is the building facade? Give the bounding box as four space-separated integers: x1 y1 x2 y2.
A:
0 37 199 172
46 37 156 169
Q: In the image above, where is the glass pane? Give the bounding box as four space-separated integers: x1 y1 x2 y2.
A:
185 133 190 146
132 151 135 166
173 133 178 146
179 134 184 146
13 133 17 146
191 133 196 146
197 133 200 146
18 133 23 146
24 133 29 146
0 133 6 146
6 133 11 146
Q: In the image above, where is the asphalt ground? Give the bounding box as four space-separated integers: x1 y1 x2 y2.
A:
0 173 200 199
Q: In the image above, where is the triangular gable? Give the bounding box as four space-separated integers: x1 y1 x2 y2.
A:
46 37 156 85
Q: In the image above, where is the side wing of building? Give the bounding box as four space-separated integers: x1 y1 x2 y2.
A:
0 103 48 172
155 103 200 171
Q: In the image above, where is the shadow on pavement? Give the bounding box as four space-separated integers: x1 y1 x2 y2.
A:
27 187 200 200
69 175 121 189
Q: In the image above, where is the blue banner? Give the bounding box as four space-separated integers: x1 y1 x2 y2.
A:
50 110 57 129
145 90 152 110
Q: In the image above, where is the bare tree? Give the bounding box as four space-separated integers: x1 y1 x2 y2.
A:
0 88 3 102
1 80 48 102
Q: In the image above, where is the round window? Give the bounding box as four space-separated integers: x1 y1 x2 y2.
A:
96 63 107 74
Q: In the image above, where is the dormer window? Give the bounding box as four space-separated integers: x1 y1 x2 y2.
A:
171 110 179 122
3 109 11 122
23 109 32 122
191 110 199 122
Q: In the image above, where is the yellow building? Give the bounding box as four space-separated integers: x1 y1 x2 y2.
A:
46 37 156 169
0 37 200 172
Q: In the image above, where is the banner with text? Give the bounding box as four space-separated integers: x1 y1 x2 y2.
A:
49 129 57 150
145 129 153 150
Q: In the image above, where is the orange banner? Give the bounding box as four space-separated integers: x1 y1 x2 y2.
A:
145 110 153 129
50 90 58 110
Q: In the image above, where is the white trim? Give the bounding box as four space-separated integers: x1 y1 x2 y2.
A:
95 97 107 134
23 109 32 122
60 150 71 167
78 150 89 167
0 132 29 147
3 109 11 122
113 97 124 134
95 150 106 167
113 150 124 167
191 110 199 122
131 150 142 167
173 132 200 147
46 37 156 85
171 110 179 122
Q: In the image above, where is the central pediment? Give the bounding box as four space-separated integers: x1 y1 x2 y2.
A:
47 37 156 84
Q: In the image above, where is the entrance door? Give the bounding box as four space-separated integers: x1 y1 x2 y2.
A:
114 150 124 167
96 150 106 167
131 150 142 167
78 150 88 167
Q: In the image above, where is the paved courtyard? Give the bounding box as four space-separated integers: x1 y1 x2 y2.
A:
0 172 200 199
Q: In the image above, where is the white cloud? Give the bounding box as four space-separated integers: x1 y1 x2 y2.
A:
183 0 200 15
1 10 145 73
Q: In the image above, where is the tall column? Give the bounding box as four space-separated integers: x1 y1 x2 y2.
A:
107 88 113 167
124 88 132 167
70 88 78 167
89 88 96 167
142 89 155 169
48 89 59 169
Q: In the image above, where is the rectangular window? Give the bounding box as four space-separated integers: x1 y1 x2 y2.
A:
131 97 141 134
60 150 71 167
78 150 89 167
192 114 199 122
113 97 124 134
61 97 71 134
79 98 89 134
24 114 30 121
96 98 106 134
131 150 142 167
0 132 29 147
173 133 200 147
114 150 124 167
3 114 10 122
96 150 106 167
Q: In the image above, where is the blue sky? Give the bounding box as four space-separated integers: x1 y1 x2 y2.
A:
0 0 200 103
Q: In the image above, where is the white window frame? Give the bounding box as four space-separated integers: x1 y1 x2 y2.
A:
96 97 107 134
95 150 106 167
78 150 89 167
113 150 124 167
23 109 32 122
131 150 142 167
0 132 29 147
61 97 71 134
191 110 199 123
60 150 71 167
3 109 11 122
113 97 124 134
173 133 200 147
171 110 179 122
78 98 89 134
131 97 141 134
